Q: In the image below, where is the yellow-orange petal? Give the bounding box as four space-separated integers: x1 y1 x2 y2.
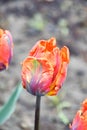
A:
60 46 70 63
0 29 4 37
46 37 56 51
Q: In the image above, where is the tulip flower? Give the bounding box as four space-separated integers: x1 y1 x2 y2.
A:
21 37 69 96
0 29 13 71
70 99 87 130
21 37 70 130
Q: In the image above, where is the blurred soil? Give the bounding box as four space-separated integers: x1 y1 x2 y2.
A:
0 0 87 130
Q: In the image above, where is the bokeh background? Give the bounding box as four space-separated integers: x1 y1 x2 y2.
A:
0 0 87 130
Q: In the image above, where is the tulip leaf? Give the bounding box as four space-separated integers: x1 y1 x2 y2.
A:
0 82 23 125
58 111 69 125
58 101 71 110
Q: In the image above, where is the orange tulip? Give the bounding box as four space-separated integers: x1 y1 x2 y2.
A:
70 99 87 130
21 37 69 96
0 29 13 71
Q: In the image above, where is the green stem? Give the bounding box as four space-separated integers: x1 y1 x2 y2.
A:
34 96 41 130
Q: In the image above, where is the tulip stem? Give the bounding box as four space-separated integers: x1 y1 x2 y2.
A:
34 95 41 130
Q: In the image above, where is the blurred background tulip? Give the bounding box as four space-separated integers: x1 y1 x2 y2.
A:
0 29 13 71
70 99 87 130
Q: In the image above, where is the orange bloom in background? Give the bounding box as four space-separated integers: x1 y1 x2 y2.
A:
70 99 87 130
21 37 69 96
0 29 13 71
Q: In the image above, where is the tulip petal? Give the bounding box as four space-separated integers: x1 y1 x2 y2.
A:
22 57 54 96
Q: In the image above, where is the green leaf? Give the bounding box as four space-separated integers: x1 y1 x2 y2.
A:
58 111 69 125
58 101 71 110
0 82 23 125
